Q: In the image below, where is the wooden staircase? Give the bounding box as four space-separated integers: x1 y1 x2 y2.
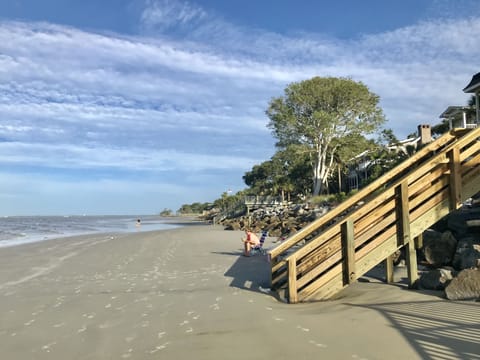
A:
268 127 480 303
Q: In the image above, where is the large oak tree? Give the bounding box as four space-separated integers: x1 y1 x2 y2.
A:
266 76 385 195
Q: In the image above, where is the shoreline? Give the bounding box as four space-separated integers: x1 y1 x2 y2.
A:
0 215 205 249
1 225 478 359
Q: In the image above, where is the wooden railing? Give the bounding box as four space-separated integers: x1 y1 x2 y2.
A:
268 127 480 303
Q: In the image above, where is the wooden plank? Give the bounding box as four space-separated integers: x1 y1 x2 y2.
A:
354 198 396 242
341 219 356 285
355 235 398 280
299 263 344 301
301 272 345 301
271 268 287 288
410 188 449 223
462 169 480 200
385 255 394 283
271 259 287 273
448 147 462 210
395 181 411 247
355 211 396 249
287 258 298 303
297 250 342 289
356 225 397 260
284 225 341 261
415 233 423 249
296 235 341 275
406 238 418 287
461 152 480 177
408 163 448 197
409 176 449 210
459 140 480 162
410 199 450 239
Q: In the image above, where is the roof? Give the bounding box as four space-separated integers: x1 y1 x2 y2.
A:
463 72 480 93
439 106 469 118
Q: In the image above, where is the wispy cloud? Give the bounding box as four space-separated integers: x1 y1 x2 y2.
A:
0 0 479 214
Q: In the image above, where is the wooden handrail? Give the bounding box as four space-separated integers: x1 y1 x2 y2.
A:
269 127 480 303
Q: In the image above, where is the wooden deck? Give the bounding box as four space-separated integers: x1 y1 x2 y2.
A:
268 127 480 303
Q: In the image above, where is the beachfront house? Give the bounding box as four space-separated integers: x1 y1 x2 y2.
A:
463 71 480 126
439 105 476 130
347 124 433 191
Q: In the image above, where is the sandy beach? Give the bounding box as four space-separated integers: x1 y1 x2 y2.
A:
0 223 479 360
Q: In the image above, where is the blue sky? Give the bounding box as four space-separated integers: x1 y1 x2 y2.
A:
1 0 479 216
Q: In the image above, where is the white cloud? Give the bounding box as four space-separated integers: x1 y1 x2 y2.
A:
140 0 207 33
0 2 479 215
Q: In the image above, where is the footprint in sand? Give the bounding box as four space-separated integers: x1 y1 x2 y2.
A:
297 325 310 332
149 343 169 353
121 348 133 358
209 303 220 310
125 336 135 343
77 325 87 333
42 341 57 352
83 313 96 319
309 340 327 348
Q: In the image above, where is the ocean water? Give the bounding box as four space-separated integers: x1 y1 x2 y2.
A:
0 215 182 248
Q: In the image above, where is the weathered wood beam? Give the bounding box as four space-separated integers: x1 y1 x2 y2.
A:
448 147 462 210
385 255 394 283
287 257 298 303
341 219 356 285
395 180 411 247
406 237 418 287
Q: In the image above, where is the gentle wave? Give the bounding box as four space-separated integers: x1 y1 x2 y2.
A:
0 215 180 248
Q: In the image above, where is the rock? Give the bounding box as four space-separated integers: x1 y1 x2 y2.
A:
448 207 480 236
452 237 480 270
422 230 457 267
445 268 480 301
416 268 454 290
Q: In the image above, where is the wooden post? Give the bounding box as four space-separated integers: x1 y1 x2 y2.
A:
287 257 298 303
448 147 462 210
341 219 356 285
406 238 418 288
395 181 411 247
415 233 423 249
385 255 394 283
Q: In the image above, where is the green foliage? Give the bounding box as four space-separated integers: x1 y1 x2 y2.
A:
243 144 311 201
160 208 173 216
266 76 385 196
177 202 211 214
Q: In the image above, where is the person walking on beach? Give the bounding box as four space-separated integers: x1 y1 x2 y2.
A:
242 229 260 256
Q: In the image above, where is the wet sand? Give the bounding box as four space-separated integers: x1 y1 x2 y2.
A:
0 224 478 359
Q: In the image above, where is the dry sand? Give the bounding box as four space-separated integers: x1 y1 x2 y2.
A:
0 223 479 360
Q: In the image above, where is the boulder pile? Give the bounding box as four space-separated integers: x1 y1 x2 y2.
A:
217 203 331 238
415 194 480 300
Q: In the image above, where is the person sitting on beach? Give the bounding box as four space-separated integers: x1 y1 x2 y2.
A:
242 229 260 256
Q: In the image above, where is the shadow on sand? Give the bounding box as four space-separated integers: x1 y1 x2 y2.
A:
217 252 273 295
348 299 480 359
